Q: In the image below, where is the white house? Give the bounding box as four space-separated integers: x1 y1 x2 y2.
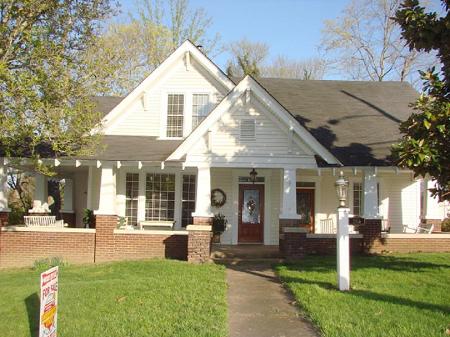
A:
0 41 447 246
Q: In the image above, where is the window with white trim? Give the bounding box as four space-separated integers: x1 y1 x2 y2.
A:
125 173 139 226
145 173 176 221
181 175 196 227
192 94 210 128
166 94 184 138
353 182 363 216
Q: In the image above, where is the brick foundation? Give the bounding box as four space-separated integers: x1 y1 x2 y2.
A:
360 219 382 254
187 226 212 263
94 214 118 263
0 211 9 227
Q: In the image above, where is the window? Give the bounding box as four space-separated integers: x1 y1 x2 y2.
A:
181 175 196 227
353 182 363 216
192 94 210 128
166 94 184 137
240 119 256 141
125 173 139 226
145 173 175 221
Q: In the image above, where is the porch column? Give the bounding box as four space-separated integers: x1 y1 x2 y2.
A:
33 173 47 207
192 165 213 224
94 164 117 263
61 178 75 226
86 166 94 210
280 167 300 219
0 160 10 226
95 164 116 216
363 168 379 219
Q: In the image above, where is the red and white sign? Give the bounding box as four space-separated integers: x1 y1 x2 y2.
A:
39 266 59 337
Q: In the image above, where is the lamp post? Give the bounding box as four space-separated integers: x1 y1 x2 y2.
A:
249 168 258 184
335 171 350 291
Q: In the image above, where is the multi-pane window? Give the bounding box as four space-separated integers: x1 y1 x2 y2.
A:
192 94 210 128
166 94 184 138
181 175 196 227
353 182 363 216
145 173 176 221
125 173 139 226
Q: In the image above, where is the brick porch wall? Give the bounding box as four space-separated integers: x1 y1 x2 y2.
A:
0 211 9 227
0 229 95 268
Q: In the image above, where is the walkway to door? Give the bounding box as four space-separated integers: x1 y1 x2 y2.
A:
226 261 319 337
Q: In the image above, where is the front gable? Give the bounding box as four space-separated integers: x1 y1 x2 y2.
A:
168 76 340 167
101 40 234 137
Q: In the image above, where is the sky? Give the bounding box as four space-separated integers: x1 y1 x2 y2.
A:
116 0 350 71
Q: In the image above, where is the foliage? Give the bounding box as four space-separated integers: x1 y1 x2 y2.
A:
320 0 436 85
441 218 450 232
6 171 33 224
32 257 67 271
0 259 227 337
277 253 450 337
0 0 115 175
226 38 269 77
262 55 326 80
82 209 94 228
392 0 450 201
90 0 220 95
212 213 227 235
117 216 127 228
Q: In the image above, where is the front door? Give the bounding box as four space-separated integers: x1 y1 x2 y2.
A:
238 184 264 243
297 189 315 232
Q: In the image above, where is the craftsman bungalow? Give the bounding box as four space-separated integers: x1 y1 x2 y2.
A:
0 41 448 261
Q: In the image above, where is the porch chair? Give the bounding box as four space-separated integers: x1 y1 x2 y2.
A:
319 218 336 234
402 223 434 234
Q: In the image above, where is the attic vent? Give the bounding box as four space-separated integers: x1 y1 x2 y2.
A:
240 119 256 141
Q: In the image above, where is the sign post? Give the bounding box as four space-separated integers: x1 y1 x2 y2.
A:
39 266 59 337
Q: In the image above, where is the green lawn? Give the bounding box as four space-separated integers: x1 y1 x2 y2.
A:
0 260 227 337
276 253 450 337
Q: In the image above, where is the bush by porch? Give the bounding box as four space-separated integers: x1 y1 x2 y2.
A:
0 259 227 337
276 253 450 337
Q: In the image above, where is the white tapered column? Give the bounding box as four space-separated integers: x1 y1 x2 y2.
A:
337 207 350 291
280 167 300 219
192 165 213 220
363 169 379 219
34 173 47 205
95 164 116 215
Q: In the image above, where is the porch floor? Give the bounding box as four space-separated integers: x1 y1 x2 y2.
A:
211 244 282 260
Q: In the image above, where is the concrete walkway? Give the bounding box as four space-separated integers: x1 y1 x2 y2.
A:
226 261 319 337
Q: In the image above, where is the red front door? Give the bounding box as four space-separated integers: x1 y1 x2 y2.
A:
238 184 264 243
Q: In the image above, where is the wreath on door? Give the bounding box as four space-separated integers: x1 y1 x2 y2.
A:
211 188 226 208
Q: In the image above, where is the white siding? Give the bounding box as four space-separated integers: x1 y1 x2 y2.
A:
105 58 227 137
211 168 234 244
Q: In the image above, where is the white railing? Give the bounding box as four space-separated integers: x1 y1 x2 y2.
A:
24 216 64 227
319 218 336 234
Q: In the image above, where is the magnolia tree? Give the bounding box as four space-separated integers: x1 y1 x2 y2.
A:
392 0 450 201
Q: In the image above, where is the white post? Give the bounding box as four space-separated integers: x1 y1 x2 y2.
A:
95 164 116 215
0 162 9 211
363 168 379 219
192 165 213 217
280 167 300 219
86 166 93 210
337 207 350 291
34 173 47 205
61 178 74 212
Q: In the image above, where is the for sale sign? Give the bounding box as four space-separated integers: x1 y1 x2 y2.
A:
39 266 59 337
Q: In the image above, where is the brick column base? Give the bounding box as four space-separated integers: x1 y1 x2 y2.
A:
0 211 9 227
94 214 117 263
187 225 212 263
360 218 382 254
279 227 308 259
279 218 301 235
422 219 443 232
192 216 213 225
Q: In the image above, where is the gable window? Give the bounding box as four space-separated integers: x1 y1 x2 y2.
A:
166 94 184 138
192 94 210 128
353 182 363 216
125 173 139 226
181 175 196 227
145 173 175 221
240 119 256 141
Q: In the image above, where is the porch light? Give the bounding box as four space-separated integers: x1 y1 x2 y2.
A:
335 171 349 208
249 168 258 184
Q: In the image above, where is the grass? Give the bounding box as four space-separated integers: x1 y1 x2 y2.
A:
0 259 227 337
276 253 450 337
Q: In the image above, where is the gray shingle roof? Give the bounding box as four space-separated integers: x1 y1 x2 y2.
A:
93 79 418 166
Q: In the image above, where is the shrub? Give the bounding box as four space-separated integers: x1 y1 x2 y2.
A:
441 218 450 232
33 257 67 271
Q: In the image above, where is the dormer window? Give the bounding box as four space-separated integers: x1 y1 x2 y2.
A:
166 94 184 138
192 93 210 128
